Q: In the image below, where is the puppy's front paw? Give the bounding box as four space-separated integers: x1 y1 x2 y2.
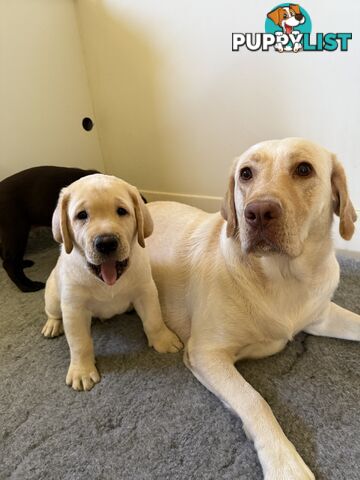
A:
41 318 64 338
22 259 34 268
66 362 100 391
21 280 45 292
149 327 183 353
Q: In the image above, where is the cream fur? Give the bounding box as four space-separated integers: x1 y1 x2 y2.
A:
146 138 359 480
43 174 182 392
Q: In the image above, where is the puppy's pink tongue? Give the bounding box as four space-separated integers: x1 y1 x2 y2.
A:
100 260 117 286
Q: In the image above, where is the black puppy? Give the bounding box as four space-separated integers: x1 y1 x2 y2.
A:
0 166 98 292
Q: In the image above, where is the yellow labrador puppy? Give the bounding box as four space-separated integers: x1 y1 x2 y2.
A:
146 138 358 480
42 174 182 391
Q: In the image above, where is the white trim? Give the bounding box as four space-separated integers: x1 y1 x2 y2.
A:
332 212 360 253
140 189 222 212
336 249 360 260
141 190 360 254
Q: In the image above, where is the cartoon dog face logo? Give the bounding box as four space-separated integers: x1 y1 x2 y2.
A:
267 4 305 52
267 4 305 34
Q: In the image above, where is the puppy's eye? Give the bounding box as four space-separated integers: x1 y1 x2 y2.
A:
240 167 253 181
283 13 288 18
295 162 313 177
76 210 88 220
117 207 128 216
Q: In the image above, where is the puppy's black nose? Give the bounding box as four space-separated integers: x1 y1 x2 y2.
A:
94 235 118 254
244 201 282 229
295 13 303 21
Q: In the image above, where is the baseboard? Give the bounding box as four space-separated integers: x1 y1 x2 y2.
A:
332 213 360 253
140 190 222 212
141 190 360 254
336 249 360 260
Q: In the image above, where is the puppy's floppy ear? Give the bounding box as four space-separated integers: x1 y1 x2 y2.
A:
267 7 282 25
290 4 301 15
221 164 238 238
130 187 153 248
331 155 357 240
52 189 73 253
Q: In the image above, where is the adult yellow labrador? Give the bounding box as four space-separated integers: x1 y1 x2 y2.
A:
42 174 182 391
146 138 358 480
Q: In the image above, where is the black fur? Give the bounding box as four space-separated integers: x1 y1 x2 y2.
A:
0 166 98 292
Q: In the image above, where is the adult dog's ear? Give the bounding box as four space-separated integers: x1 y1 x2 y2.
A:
52 189 73 253
267 7 281 26
290 4 301 15
221 164 237 238
331 155 357 240
130 187 153 248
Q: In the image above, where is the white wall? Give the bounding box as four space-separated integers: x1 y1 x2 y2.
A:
0 0 104 180
75 0 360 250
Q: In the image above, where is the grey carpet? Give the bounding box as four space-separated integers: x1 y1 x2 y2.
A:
0 229 359 480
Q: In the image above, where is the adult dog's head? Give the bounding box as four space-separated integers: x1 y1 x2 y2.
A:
221 138 356 257
52 174 152 285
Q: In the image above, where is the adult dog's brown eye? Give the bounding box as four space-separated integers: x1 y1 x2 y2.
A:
240 167 253 181
117 207 128 216
296 162 313 177
76 210 88 220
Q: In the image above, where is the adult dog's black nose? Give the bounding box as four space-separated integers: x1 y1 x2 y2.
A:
244 201 282 229
295 13 303 21
94 235 118 254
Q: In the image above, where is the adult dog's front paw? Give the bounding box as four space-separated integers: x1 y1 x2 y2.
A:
149 327 183 353
41 318 64 338
66 362 100 391
263 442 315 480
